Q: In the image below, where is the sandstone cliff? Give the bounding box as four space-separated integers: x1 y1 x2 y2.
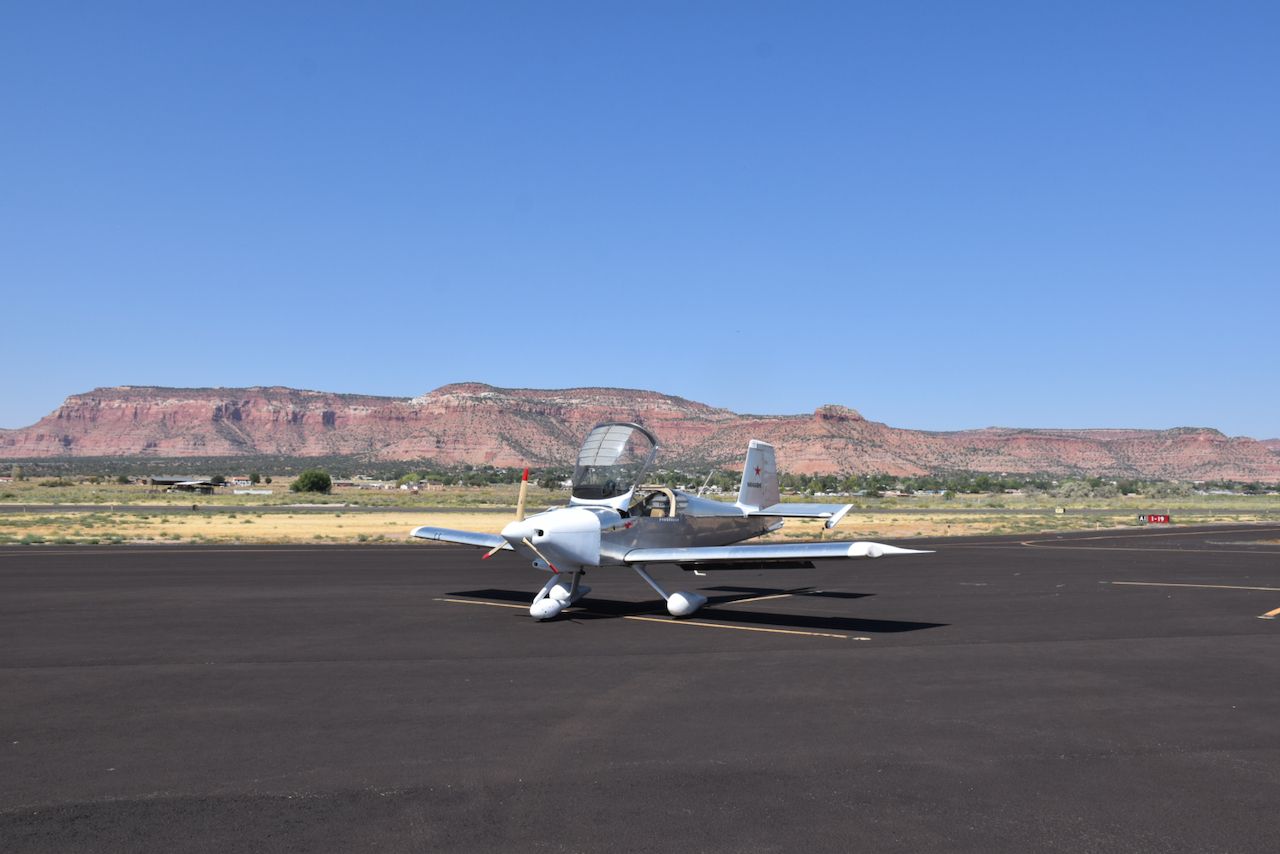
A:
2 383 1278 482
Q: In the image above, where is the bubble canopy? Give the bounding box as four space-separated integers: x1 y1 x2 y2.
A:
571 422 659 501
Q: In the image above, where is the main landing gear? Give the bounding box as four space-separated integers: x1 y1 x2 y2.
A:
527 564 707 621
631 563 708 617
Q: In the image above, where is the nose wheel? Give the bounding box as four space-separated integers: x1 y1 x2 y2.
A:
529 569 591 620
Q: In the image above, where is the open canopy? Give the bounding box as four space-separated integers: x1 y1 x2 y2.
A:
571 422 658 501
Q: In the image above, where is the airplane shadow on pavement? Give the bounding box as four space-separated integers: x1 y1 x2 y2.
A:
447 586 948 634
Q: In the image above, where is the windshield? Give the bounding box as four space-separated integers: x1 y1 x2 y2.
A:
571 423 658 501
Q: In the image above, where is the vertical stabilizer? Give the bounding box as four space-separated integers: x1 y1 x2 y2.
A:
736 440 780 511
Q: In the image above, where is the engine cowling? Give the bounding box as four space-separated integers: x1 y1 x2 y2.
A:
502 507 612 569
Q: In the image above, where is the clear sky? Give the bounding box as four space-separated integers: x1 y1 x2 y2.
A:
2 1 1277 437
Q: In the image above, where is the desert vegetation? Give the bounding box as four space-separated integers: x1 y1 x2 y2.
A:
1 500 1275 547
290 469 333 494
2 455 1277 546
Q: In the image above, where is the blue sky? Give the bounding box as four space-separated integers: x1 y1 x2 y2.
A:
2 1 1277 437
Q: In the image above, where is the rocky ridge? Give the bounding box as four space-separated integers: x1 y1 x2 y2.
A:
2 383 1278 481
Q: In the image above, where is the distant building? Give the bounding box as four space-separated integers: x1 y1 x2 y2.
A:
148 476 202 487
169 481 215 495
148 476 215 495
397 480 444 492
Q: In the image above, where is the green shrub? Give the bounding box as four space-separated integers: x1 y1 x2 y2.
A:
291 470 332 494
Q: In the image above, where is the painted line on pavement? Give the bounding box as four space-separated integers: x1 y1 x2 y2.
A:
1108 581 1280 593
621 615 863 640
729 592 799 605
1107 582 1280 622
433 597 861 640
1025 543 1280 555
435 597 527 609
1019 526 1280 554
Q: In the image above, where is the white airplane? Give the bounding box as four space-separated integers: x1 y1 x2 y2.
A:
412 422 931 620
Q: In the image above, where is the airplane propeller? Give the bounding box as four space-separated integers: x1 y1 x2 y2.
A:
520 537 559 575
483 467 531 559
482 468 559 573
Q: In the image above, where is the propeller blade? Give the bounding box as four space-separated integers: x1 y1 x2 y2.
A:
479 467 529 561
522 537 559 574
515 467 530 522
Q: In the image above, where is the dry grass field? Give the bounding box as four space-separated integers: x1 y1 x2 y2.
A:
3 472 1278 545
2 506 1275 546
0 478 567 509
0 510 472 545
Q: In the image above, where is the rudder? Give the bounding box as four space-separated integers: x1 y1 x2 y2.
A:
736 440 780 510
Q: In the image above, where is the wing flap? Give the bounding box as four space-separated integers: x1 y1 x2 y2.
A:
410 526 511 550
624 540 931 568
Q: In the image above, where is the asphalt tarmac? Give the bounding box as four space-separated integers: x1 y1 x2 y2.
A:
2 526 1278 852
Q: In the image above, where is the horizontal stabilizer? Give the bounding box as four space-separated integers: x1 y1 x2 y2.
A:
624 540 931 568
411 526 511 550
748 502 854 529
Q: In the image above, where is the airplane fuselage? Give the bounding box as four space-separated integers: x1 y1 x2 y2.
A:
511 491 779 569
603 491 776 564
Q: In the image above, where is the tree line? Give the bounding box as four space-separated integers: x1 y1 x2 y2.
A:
8 460 1276 497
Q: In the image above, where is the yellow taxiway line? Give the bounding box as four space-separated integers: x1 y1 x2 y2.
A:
621 614 864 640
728 592 800 605
433 597 861 640
1024 543 1280 555
435 597 528 609
1108 581 1280 592
1018 526 1280 555
1106 582 1280 621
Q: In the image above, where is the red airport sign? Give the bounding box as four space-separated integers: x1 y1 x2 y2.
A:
1139 514 1171 524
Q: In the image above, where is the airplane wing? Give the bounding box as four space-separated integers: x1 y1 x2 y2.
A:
623 540 930 570
411 526 512 551
746 502 854 529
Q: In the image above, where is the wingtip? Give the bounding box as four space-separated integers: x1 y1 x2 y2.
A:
850 541 935 558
